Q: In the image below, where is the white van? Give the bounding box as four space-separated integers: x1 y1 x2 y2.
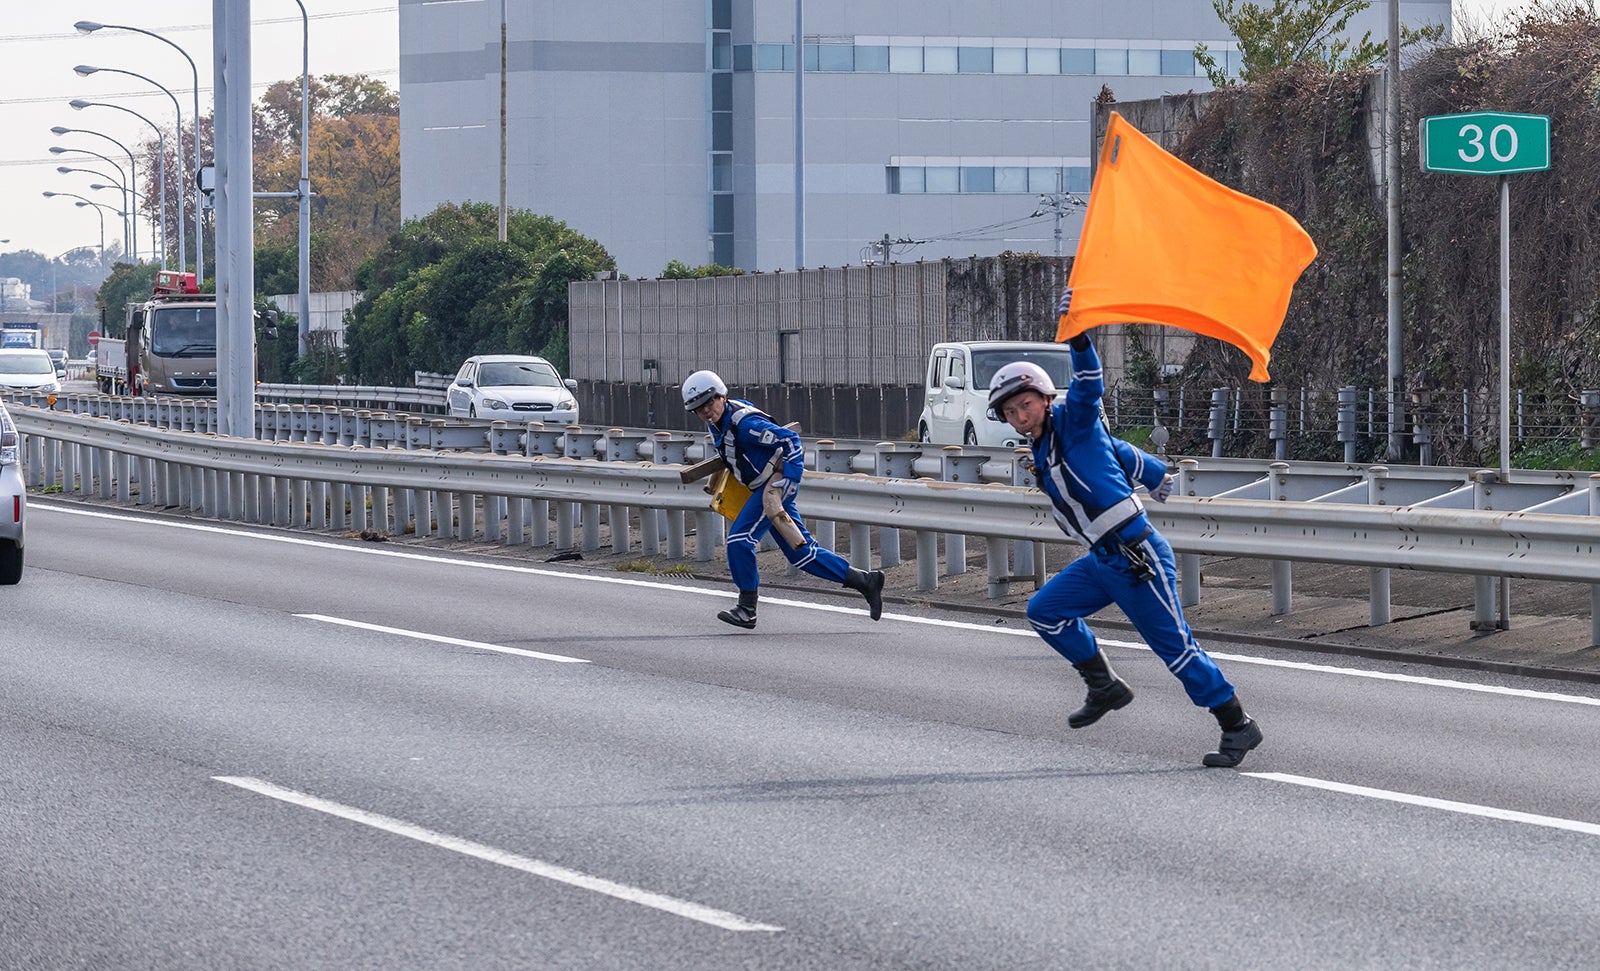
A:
917 340 1074 446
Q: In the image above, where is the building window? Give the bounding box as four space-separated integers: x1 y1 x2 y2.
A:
711 30 732 70
925 166 960 193
993 47 1026 74
924 46 958 73
756 43 789 70
960 166 994 192
1128 49 1160 75
1161 49 1198 75
957 46 993 73
1062 48 1095 74
733 44 753 71
889 45 922 72
818 44 854 71
855 45 889 72
711 153 732 192
1026 47 1059 74
1029 166 1062 193
995 166 1029 193
1095 48 1128 75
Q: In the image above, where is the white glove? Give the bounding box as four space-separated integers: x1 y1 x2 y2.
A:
1150 474 1176 503
1056 286 1073 316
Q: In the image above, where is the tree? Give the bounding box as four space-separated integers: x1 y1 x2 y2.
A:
254 74 402 292
661 259 744 279
342 203 615 384
1195 0 1441 86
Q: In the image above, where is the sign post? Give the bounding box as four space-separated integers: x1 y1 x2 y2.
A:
1421 110 1550 630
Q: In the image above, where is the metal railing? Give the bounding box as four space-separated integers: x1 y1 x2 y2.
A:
9 391 1599 646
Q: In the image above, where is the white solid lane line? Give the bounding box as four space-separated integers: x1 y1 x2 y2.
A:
297 613 590 664
213 776 784 933
1246 772 1600 838
41 503 1600 708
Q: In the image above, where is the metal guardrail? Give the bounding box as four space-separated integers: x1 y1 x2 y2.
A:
9 392 1600 645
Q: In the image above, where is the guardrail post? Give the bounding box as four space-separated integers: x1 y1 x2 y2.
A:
1470 470 1507 630
1177 459 1200 606
1268 462 1292 614
1581 391 1600 450
1208 388 1228 458
1412 389 1434 466
564 426 604 551
1269 389 1288 462
605 428 649 554
1337 386 1358 464
992 447 1043 587
646 432 692 556
1590 473 1599 648
694 509 720 562
812 441 858 569
873 443 915 569
941 447 989 578
114 449 131 504
1366 466 1392 625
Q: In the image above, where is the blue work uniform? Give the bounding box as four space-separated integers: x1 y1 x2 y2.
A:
1025 341 1235 709
708 399 851 591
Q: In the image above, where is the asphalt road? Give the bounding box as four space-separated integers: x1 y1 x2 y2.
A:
5 499 1600 969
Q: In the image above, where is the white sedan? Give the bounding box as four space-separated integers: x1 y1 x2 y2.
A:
447 354 580 424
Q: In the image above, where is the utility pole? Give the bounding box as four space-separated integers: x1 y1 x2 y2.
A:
879 234 891 265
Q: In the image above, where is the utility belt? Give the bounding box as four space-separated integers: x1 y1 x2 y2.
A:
1091 521 1157 584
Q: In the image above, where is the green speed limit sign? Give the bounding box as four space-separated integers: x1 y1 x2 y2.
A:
1421 112 1551 175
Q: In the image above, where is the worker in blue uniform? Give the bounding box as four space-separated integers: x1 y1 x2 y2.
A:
682 369 886 629
986 300 1263 767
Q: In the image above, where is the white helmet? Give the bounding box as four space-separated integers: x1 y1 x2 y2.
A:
986 361 1057 420
681 369 728 411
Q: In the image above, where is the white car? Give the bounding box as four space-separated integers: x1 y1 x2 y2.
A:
0 348 62 396
0 401 24 584
447 354 579 424
917 341 1073 447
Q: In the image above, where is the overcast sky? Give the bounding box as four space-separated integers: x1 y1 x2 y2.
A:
0 0 1543 267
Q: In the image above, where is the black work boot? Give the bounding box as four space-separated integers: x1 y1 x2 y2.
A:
1067 652 1135 729
1203 695 1264 768
717 589 759 629
843 568 886 620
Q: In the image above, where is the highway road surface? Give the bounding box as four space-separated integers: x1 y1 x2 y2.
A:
5 498 1600 968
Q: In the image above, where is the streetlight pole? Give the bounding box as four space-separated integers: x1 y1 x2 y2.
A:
70 99 167 269
290 0 312 357
42 192 112 263
75 66 185 277
75 21 205 286
57 165 132 257
49 130 138 262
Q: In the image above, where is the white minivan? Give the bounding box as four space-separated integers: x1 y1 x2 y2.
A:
917 340 1074 446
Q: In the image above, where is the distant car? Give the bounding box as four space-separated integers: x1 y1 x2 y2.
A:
0 348 62 396
447 354 579 423
46 348 67 378
917 340 1073 447
0 401 24 584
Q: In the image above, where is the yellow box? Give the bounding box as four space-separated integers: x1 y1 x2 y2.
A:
710 468 753 521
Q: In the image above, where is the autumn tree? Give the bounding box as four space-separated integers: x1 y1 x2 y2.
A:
254 73 401 294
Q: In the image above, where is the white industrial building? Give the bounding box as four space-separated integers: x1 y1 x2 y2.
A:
398 0 1450 277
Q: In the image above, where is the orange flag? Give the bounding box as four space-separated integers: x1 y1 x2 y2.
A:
1057 111 1317 382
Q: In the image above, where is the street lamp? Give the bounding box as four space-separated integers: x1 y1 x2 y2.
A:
74 66 185 276
43 191 119 263
290 0 312 356
75 20 205 286
69 99 167 269
57 165 131 256
50 126 138 262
